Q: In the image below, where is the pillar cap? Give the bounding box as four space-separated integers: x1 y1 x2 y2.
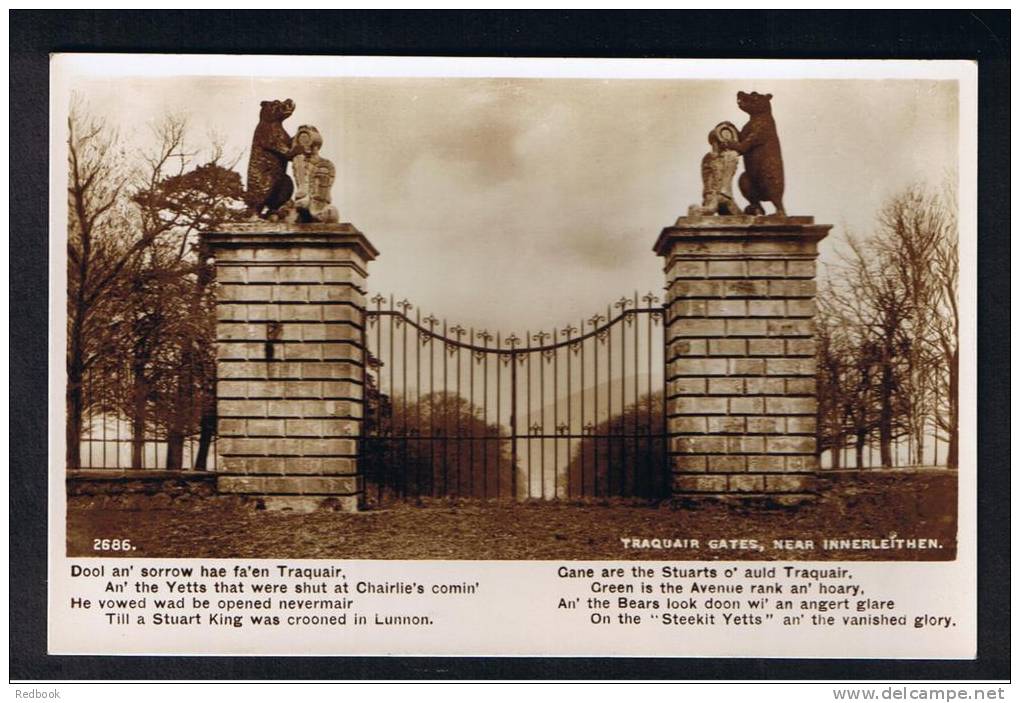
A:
654 215 832 256
201 222 379 262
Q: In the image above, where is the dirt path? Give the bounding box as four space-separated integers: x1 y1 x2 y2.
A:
67 471 957 561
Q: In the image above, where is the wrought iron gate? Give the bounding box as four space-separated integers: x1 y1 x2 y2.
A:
361 292 667 504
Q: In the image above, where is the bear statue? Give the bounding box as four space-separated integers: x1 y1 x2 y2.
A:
722 91 786 217
244 99 299 219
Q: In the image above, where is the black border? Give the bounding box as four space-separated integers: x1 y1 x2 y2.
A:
10 10 1010 681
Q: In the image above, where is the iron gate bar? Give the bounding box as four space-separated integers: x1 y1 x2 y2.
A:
482 329 489 497
458 324 465 496
605 303 612 495
509 332 518 498
617 301 626 495
645 291 659 496
631 293 640 494
442 319 449 496
416 308 422 496
427 312 434 497
525 328 531 497
495 331 501 498
579 315 585 498
565 323 572 498
553 327 558 500
537 329 545 498
592 312 600 497
401 301 408 494
469 325 474 496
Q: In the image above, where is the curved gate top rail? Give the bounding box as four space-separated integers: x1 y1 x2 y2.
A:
361 291 669 503
366 291 664 356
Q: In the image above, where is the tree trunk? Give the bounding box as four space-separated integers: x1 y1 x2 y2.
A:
879 357 894 468
66 295 86 471
130 414 145 468
194 408 215 470
130 356 147 469
830 431 844 469
947 346 959 468
169 342 199 471
166 344 188 470
192 263 216 471
66 354 83 471
855 432 866 469
827 395 842 469
165 430 185 470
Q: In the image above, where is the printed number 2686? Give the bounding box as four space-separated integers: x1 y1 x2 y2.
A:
93 539 134 551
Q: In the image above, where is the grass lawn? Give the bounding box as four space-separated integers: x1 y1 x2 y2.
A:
67 470 957 561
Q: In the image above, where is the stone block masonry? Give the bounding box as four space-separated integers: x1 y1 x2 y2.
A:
654 215 831 502
201 223 379 512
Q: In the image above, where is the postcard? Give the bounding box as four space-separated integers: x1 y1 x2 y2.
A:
48 54 976 657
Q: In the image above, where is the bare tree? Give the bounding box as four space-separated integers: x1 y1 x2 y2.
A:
843 337 884 468
876 186 942 465
927 184 960 467
121 115 245 469
816 294 853 468
66 99 134 470
817 284 887 469
67 103 245 471
817 183 959 470
826 235 912 468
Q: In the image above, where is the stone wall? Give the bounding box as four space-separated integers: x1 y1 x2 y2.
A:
655 215 831 502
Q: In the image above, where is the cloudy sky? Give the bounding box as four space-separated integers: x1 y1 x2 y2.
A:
68 68 959 333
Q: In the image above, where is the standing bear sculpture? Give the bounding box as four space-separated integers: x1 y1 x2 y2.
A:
722 91 786 217
244 98 300 219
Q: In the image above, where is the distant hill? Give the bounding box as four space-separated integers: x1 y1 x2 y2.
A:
532 373 659 433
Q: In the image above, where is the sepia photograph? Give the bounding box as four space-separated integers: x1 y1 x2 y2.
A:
54 57 970 565
10 8 1007 677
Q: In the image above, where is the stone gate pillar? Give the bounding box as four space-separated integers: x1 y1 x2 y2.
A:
654 215 831 503
201 223 379 511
